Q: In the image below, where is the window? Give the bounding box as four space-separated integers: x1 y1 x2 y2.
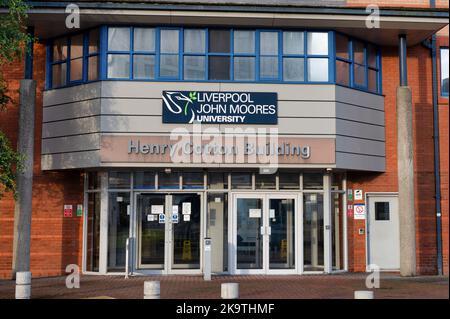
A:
335 33 380 93
441 47 449 97
209 30 231 80
133 28 156 79
107 27 130 79
375 202 390 221
160 29 180 78
49 29 100 89
260 31 279 79
282 31 304 81
307 32 329 82
184 29 206 80
51 37 67 87
48 27 380 94
233 30 256 81
87 29 100 81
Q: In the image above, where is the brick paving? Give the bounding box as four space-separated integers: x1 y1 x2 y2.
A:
0 273 447 299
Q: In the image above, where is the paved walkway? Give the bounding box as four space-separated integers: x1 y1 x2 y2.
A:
0 273 448 299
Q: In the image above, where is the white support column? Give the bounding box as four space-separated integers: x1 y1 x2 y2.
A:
323 173 333 273
99 172 109 274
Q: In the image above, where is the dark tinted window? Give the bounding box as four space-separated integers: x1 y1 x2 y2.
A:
375 202 390 221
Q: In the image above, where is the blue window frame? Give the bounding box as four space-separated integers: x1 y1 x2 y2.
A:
46 26 382 95
47 28 100 89
335 32 381 94
440 47 449 97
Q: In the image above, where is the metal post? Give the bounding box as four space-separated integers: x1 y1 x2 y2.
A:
221 283 239 299
399 35 408 86
204 237 212 281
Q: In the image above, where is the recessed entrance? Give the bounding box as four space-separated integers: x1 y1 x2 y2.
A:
136 192 202 273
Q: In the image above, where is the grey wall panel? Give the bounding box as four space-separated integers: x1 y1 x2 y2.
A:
42 133 101 155
101 81 221 98
335 102 384 126
101 98 162 116
335 86 384 111
100 81 336 101
41 150 100 170
42 116 100 138
43 99 101 122
100 115 336 135
43 82 101 107
335 152 385 172
336 136 385 157
336 119 385 141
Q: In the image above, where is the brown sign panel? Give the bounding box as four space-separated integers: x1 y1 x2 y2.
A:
100 135 335 166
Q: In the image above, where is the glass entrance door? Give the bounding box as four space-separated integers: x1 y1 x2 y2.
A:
136 193 202 273
232 194 297 274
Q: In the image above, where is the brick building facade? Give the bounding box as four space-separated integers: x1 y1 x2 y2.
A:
0 1 448 279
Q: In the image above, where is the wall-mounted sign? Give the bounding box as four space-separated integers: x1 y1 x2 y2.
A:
162 91 278 124
63 205 73 217
172 212 179 224
347 189 353 201
76 204 83 217
158 213 166 224
354 189 363 201
354 204 366 220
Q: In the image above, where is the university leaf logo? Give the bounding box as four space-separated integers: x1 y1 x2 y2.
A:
185 91 197 116
162 91 196 123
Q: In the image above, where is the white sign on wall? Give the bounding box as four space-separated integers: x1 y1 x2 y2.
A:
354 204 366 220
354 189 363 200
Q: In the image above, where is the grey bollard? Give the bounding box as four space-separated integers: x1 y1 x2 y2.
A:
221 283 239 299
15 271 31 299
144 281 160 299
203 238 212 281
354 290 374 299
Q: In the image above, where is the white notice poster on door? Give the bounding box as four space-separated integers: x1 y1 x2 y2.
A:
182 202 191 215
151 205 164 215
249 209 261 218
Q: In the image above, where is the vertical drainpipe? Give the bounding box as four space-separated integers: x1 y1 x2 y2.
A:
429 0 443 276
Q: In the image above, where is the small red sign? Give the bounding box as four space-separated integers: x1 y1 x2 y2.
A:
347 204 353 218
64 205 73 217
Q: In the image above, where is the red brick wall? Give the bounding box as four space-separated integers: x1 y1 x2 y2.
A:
437 34 449 275
0 28 448 278
347 41 449 275
0 43 84 279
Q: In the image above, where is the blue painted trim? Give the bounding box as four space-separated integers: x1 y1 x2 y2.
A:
439 47 449 97
46 25 382 94
45 42 52 89
25 26 34 79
